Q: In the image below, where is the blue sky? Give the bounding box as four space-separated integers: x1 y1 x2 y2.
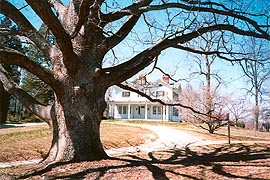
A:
8 0 42 29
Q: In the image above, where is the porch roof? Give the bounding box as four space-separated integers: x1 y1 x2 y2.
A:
108 101 160 105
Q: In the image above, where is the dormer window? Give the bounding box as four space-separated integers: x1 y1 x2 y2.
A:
122 91 130 97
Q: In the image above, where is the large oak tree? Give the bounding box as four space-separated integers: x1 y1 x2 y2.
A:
0 0 269 163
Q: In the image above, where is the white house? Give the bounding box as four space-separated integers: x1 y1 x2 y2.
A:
105 75 181 122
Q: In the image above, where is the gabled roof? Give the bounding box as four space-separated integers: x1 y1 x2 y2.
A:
151 79 174 88
121 76 177 92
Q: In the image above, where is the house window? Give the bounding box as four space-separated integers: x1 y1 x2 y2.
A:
118 105 127 114
137 106 144 114
144 89 150 95
122 91 130 97
158 106 162 115
153 106 156 115
123 106 127 114
153 106 162 115
173 107 179 116
156 91 165 97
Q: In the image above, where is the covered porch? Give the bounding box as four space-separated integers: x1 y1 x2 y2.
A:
108 102 172 121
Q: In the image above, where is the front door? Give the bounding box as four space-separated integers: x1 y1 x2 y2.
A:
136 105 145 119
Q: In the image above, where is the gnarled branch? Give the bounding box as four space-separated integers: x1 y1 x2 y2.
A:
0 46 57 88
26 0 75 59
105 15 140 49
104 0 153 49
0 66 52 126
101 0 153 24
49 0 67 18
71 0 91 38
104 24 270 86
0 1 53 58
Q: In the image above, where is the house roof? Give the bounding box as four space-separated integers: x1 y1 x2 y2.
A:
131 77 176 89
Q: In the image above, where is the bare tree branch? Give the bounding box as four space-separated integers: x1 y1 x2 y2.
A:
104 0 153 49
172 44 240 56
0 1 53 58
101 0 153 23
185 0 268 17
25 0 75 59
48 0 67 18
0 28 25 37
138 3 269 36
103 23 270 86
0 66 52 126
102 2 269 38
0 46 58 88
70 0 91 38
105 15 141 49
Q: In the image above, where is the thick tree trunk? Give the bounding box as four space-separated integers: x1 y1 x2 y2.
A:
0 82 10 125
44 87 109 163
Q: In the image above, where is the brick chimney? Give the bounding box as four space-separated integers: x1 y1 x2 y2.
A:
138 74 146 85
162 75 169 84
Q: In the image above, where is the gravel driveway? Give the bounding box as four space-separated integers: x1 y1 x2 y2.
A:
106 125 226 156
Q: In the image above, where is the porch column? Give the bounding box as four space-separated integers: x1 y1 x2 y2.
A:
128 104 131 119
166 105 169 121
108 104 112 118
162 106 166 120
114 104 117 118
145 104 148 120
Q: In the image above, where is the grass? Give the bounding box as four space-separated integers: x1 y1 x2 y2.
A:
0 122 155 162
0 127 51 143
0 125 51 162
122 119 270 141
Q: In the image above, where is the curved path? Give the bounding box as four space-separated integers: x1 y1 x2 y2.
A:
106 124 225 156
0 124 224 168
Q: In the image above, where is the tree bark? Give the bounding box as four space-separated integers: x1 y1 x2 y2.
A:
0 81 10 125
44 85 109 163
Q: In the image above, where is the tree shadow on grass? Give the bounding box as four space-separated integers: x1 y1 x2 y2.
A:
16 143 270 180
